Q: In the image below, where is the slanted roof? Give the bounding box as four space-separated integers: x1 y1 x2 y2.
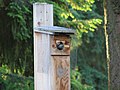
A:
34 26 75 35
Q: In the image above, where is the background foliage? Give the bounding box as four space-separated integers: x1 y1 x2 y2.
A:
0 0 107 90
0 66 33 90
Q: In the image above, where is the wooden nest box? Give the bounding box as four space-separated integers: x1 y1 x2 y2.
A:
33 3 75 90
34 26 74 55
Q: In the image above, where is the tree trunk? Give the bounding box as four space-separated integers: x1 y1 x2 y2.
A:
104 0 120 90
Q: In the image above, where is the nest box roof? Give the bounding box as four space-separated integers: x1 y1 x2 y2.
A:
34 26 75 35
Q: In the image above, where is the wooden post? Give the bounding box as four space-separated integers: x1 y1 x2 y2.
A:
33 3 53 90
33 3 71 90
33 3 53 27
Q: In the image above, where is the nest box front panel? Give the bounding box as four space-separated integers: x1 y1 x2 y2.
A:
51 56 70 90
50 35 70 56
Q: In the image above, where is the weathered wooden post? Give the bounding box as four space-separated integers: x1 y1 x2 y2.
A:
33 3 74 90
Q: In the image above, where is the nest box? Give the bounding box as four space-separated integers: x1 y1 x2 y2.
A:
33 3 75 90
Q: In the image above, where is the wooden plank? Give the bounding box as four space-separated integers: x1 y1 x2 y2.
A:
34 33 52 90
51 35 70 55
33 3 53 90
34 26 75 34
45 4 53 26
51 56 70 90
33 3 53 27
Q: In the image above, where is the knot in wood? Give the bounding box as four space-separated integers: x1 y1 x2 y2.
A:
57 66 67 78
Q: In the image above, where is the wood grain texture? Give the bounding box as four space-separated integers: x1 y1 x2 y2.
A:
51 35 70 56
51 56 70 90
33 3 53 27
34 33 53 90
33 3 53 90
